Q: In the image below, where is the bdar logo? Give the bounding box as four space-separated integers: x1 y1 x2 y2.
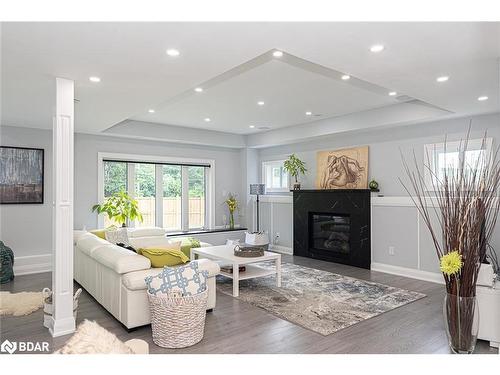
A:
1 339 17 354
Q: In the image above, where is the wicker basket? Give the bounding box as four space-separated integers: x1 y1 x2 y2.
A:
147 289 208 348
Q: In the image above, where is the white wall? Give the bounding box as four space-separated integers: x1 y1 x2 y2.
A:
1 125 248 273
256 113 500 279
0 126 53 273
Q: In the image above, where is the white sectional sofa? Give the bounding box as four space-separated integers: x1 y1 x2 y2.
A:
73 227 220 329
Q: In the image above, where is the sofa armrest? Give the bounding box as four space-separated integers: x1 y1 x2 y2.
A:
195 258 220 278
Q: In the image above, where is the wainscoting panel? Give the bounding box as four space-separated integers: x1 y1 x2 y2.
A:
372 206 419 269
258 195 293 252
271 203 293 248
418 211 442 273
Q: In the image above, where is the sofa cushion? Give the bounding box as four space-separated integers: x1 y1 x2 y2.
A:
91 244 151 274
122 268 165 291
76 233 112 257
121 259 220 291
127 227 166 238
129 236 171 249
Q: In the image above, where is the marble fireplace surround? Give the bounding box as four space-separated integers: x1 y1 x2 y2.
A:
292 189 371 269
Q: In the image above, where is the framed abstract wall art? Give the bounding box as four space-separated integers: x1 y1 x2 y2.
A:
316 146 368 189
0 146 44 204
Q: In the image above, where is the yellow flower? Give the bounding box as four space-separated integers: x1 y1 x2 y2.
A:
225 195 239 213
440 251 463 276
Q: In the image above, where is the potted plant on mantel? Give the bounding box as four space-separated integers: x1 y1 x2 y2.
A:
283 154 307 190
401 131 500 354
92 191 143 227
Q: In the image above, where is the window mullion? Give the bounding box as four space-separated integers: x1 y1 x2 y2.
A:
155 165 163 229
203 167 208 229
127 163 136 228
181 166 189 231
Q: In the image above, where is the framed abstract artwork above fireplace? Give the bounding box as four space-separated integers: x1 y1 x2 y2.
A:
0 146 44 204
316 146 369 189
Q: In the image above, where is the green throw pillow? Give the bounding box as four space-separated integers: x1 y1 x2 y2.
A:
90 229 107 240
138 247 190 268
180 237 201 258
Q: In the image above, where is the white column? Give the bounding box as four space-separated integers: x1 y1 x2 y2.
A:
49 77 76 337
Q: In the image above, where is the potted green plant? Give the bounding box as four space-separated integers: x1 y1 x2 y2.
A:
283 154 307 190
92 191 143 227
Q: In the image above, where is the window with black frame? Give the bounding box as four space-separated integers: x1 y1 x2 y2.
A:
102 160 208 231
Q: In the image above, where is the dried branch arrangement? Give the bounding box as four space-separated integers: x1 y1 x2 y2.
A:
400 127 500 295
400 126 500 352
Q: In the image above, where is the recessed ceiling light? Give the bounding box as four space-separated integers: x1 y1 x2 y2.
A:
148 109 155 113
194 87 203 93
388 91 397 96
89 76 101 83
166 49 180 57
204 118 211 122
249 125 255 128
257 101 265 106
370 44 385 53
477 96 489 101
436 76 449 83
273 50 283 58
305 111 312 116
341 75 351 80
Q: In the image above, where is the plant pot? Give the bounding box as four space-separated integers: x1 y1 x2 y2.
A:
443 293 479 354
293 182 301 190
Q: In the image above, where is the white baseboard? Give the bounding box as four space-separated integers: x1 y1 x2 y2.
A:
269 245 293 255
371 262 444 284
13 254 52 275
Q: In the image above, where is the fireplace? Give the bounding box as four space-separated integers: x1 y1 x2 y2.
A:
310 213 351 254
293 189 371 269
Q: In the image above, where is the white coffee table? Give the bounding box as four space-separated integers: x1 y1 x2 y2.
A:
190 245 281 297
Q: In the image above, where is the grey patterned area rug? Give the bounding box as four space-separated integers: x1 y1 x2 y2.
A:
216 263 426 336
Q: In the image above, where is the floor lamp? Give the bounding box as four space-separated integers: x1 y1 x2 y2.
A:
250 184 266 232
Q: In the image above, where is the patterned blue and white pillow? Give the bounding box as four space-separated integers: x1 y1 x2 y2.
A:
145 262 208 296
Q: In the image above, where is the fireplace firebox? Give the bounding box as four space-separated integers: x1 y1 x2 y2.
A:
310 213 351 254
293 189 371 269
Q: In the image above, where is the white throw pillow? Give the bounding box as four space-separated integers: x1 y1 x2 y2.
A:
145 262 208 297
105 228 131 247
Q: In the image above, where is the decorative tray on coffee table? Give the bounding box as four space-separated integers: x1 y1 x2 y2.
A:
233 244 265 257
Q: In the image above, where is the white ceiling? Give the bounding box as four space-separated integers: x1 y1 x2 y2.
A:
1 22 499 139
132 52 412 134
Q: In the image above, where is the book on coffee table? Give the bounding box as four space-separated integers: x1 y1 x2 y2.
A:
220 265 246 274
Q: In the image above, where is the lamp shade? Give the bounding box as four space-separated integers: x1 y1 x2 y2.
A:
250 184 266 195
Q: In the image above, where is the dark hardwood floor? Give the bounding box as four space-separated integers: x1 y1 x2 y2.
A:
1 255 497 354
